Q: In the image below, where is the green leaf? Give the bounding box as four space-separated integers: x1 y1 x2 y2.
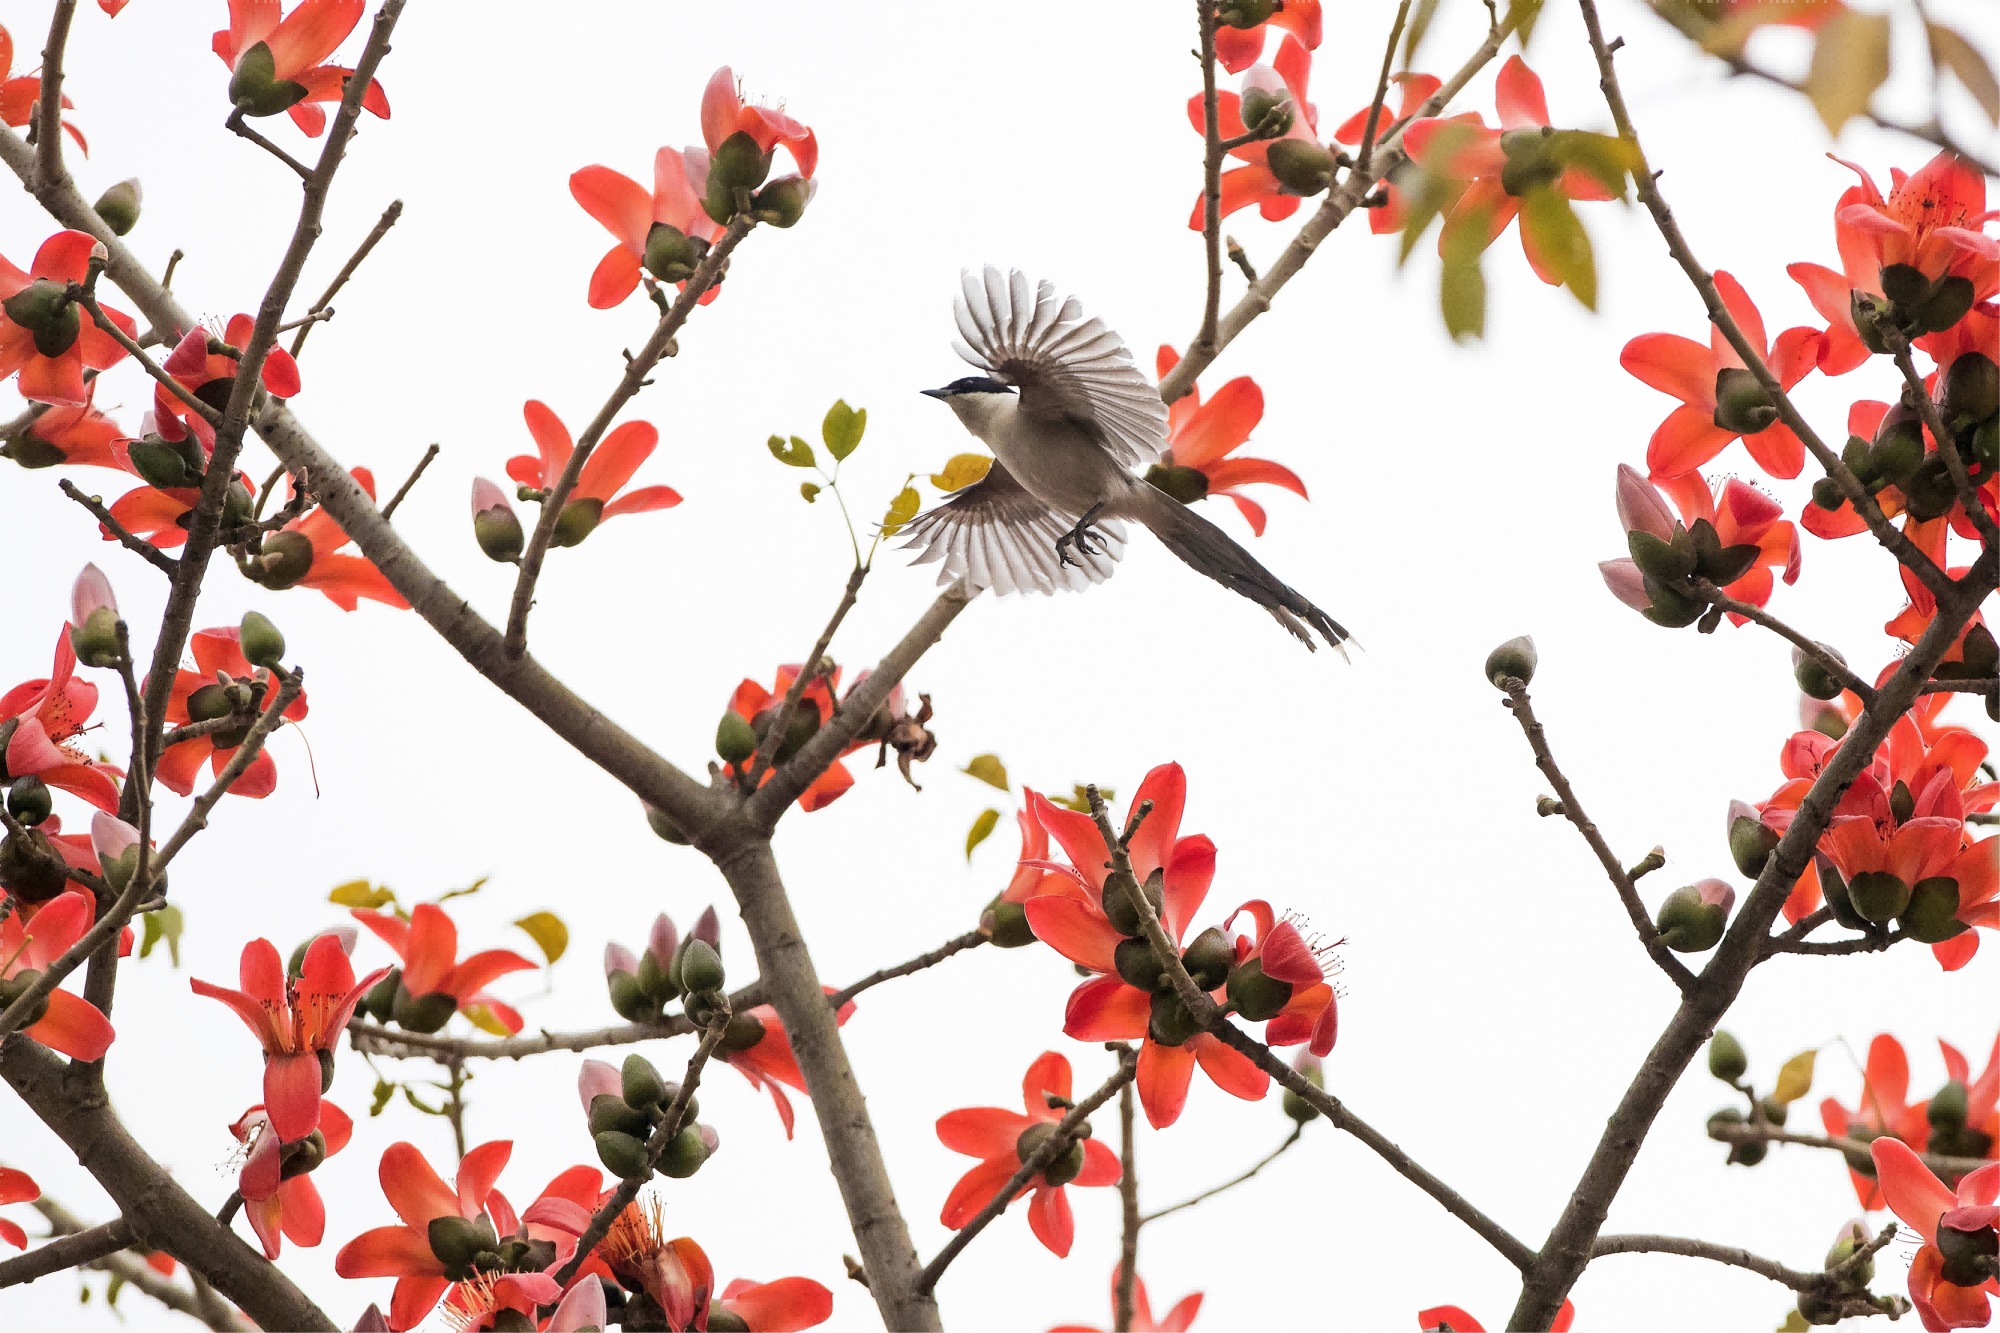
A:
1517 186 1596 310
767 434 816 468
370 1079 394 1117
1548 129 1641 199
1806 11 1891 136
105 1275 124 1307
801 481 821 503
1929 23 2000 126
1403 0 1442 68
1772 1049 1817 1105
514 911 568 966
822 400 866 461
931 453 993 492
138 903 184 967
435 876 489 904
880 485 920 537
1439 211 1488 343
402 1086 442 1115
329 879 396 910
961 754 1010 791
966 808 1001 860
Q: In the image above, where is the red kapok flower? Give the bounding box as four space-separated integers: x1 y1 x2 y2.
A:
937 1050 1122 1258
154 315 301 448
0 889 115 1060
506 401 682 548
1048 1265 1202 1332
1191 36 1321 228
723 665 904 813
1151 346 1307 535
1021 764 1271 1129
212 0 390 136
1417 1300 1574 1331
231 1096 352 1259
716 991 855 1139
334 1139 514 1331
1820 1033 1932 1210
586 1197 833 1331
258 466 410 610
1222 899 1338 1054
570 150 724 310
150 625 311 799
191 933 383 1141
2 625 122 812
1650 467 1802 620
351 902 539 1034
1873 1138 1999 1330
697 66 817 178
1619 270 1822 479
0 399 123 470
0 1163 38 1250
0 25 85 153
1214 0 1320 72
0 231 135 406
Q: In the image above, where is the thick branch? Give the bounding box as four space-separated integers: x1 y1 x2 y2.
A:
32 1 75 189
0 1215 133 1288
33 1198 250 1331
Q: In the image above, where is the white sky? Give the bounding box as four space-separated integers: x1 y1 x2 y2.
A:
3 1 1997 1329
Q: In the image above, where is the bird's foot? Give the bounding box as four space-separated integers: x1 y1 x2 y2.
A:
1054 503 1107 569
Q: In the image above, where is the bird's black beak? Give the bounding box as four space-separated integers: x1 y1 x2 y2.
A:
920 387 950 399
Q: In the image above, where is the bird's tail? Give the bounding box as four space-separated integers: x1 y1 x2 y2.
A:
1124 481 1352 656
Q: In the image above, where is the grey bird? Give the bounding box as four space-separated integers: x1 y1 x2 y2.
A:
899 266 1351 653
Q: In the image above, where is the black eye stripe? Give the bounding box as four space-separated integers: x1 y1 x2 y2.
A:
947 376 1014 395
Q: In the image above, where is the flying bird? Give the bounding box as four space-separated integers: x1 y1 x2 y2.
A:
900 266 1350 653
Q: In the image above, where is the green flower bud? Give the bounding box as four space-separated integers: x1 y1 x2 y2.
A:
1728 1137 1768 1167
1902 453 1960 522
361 967 401 1023
1101 867 1166 938
125 438 196 490
750 175 815 228
1265 139 1336 197
643 223 702 283
1143 463 1209 505
980 896 1037 948
1282 1056 1325 1123
473 505 524 563
5 774 53 827
677 938 724 995
607 969 653 1022
3 279 80 359
1727 805 1780 879
238 610 285 670
1225 957 1294 1021
711 131 773 193
622 1054 667 1109
228 41 311 117
1147 990 1203 1048
92 179 142 236
1712 367 1777 435
589 1093 653 1138
1943 352 2000 426
1902 876 1967 943
68 605 123 670
427 1213 497 1280
594 1129 652 1181
1640 575 1706 629
1840 1124 1890 1176
1237 87 1294 137
1849 289 1893 355
719 1013 768 1053
1870 404 1927 486
1707 1031 1747 1084
1823 1220 1874 1286
657 1125 712 1178
1791 643 1848 702
1114 937 1167 992
550 497 604 548
1794 1291 1842 1326
1810 477 1846 511
1180 927 1234 992
645 805 691 845
251 528 316 591
391 983 458 1034
1654 880 1732 953
1846 871 1910 924
1971 416 1998 478
716 712 757 765
1483 634 1537 688
0 828 71 903
1757 1094 1789 1128
1937 1216 2000 1289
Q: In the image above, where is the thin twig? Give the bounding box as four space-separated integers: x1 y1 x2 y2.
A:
1224 236 1256 283
161 249 183 291
0 1215 134 1288
1141 1127 1302 1224
1194 0 1224 358
1892 339 1998 546
1116 1072 1139 1333
58 479 177 575
745 565 869 788
505 214 755 658
827 930 987 1011
1693 582 1877 706
1501 680 1698 991
919 1049 1137 1294
1761 927 1903 958
1590 1230 1907 1319
1922 678 1999 693
378 442 438 521
1353 1 1413 176
71 275 220 428
32 1 75 190
291 199 403 356
1707 1122 1988 1177
224 108 312 181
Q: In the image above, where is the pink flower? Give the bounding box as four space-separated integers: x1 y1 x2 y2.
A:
0 890 115 1060
231 1097 352 1259
1872 1138 1999 1329
570 149 724 310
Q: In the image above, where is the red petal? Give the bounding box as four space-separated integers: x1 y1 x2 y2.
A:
521 401 573 487
442 949 537 1000
600 485 683 519
1494 56 1549 129
1416 1307 1485 1332
576 419 658 503
1620 332 1712 407
455 1139 511 1218
1646 404 1734 479
1171 377 1262 468
586 243 640 310
569 166 653 253
1063 976 1149 1041
1125 763 1186 885
936 1107 1034 1159
1203 456 1307 498
1136 1041 1196 1129
378 1142 457 1230
940 1155 1017 1228
401 903 456 997
1023 896 1121 972
717 1277 834 1333
1870 1138 1952 1242
264 1052 324 1141
27 989 113 1060
1026 1184 1074 1257
264 0 361 79
1073 1138 1122 1188
334 1224 442 1278
1192 1032 1269 1101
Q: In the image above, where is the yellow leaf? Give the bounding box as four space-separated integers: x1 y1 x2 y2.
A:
1776 1310 1811 1333
1929 23 2000 127
1806 11 1891 136
1518 186 1596 310
823 400 867 461
767 434 816 468
962 754 1009 791
461 1004 510 1037
435 876 489 903
1439 202 1488 343
880 485 920 537
514 911 569 966
966 808 1000 860
1773 1048 1817 1104
931 453 993 492
329 879 396 910
1047 784 1113 814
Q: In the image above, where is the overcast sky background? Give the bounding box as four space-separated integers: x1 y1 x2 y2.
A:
3 1 1997 1329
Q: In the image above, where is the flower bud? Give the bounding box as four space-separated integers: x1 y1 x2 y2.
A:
1483 634 1536 688
1598 558 1652 613
1757 1094 1789 1127
980 896 1037 948
657 1124 712 1179
1902 452 1960 522
92 810 143 891
1216 0 1277 27
391 982 458 1034
1823 1219 1874 1285
470 478 524 562
1654 880 1733 953
238 610 285 670
1237 87 1294 137
0 827 70 903
622 1054 667 1109
589 1093 652 1138
707 1306 751 1333
1614 464 1676 542
1712 367 1777 435
1844 870 1910 924
594 1129 651 1180
5 775 52 827
716 711 756 765
550 497 604 548
3 279 80 358
1225 957 1294 1021
677 938 724 995
643 223 703 283
644 803 690 845
1726 802 1780 878
69 604 123 669
1902 875 1967 943
1265 139 1336 197
1283 1052 1324 1124
607 968 652 1022
360 967 401 1023
93 179 143 236
251 529 316 590
719 1013 767 1053
1791 643 1848 701
646 913 680 973
750 175 816 229
1707 1030 1747 1084
1869 404 1926 486
1180 927 1234 992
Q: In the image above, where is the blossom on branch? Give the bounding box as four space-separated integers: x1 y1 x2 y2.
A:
1214 0 1320 72
0 889 115 1060
936 1050 1122 1258
154 315 301 448
212 0 390 136
0 398 123 470
585 1195 833 1331
0 230 135 406
351 901 539 1035
151 625 310 799
230 1096 352 1259
1819 1033 1933 1211
722 664 909 813
1149 346 1308 536
1190 36 1325 227
1871 1138 1999 1331
0 25 86 154
570 149 723 310
506 401 682 549
2 626 123 813
1417 1301 1574 1331
681 65 818 229
1048 1266 1202 1332
252 466 410 610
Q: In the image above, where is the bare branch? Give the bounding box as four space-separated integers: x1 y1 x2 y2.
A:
223 108 312 180
745 565 869 789
1353 1 1413 176
32 1 76 189
0 1215 134 1288
58 479 177 576
1194 0 1224 359
32 1198 251 1331
291 199 404 356
1692 581 1877 706
1117 1074 1139 1333
1141 1127 1303 1225
826 929 987 1011
1707 1121 1988 1178
378 441 439 521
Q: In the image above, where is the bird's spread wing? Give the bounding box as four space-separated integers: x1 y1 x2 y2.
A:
951 266 1170 471
897 456 1126 596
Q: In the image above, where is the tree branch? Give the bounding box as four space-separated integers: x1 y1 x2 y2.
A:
826 929 987 1011
1590 1229 1907 1320
33 1198 251 1331
0 1215 134 1288
744 565 868 789
58 478 177 576
1140 1127 1302 1225
1891 339 1998 546
1353 1 1413 177
1117 1074 1139 1333
378 441 437 521
1194 0 1224 360
1707 1121 1989 1178
32 1 75 190
291 198 403 356
1693 582 1877 705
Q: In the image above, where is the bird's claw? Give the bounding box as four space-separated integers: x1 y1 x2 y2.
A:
1054 505 1106 568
